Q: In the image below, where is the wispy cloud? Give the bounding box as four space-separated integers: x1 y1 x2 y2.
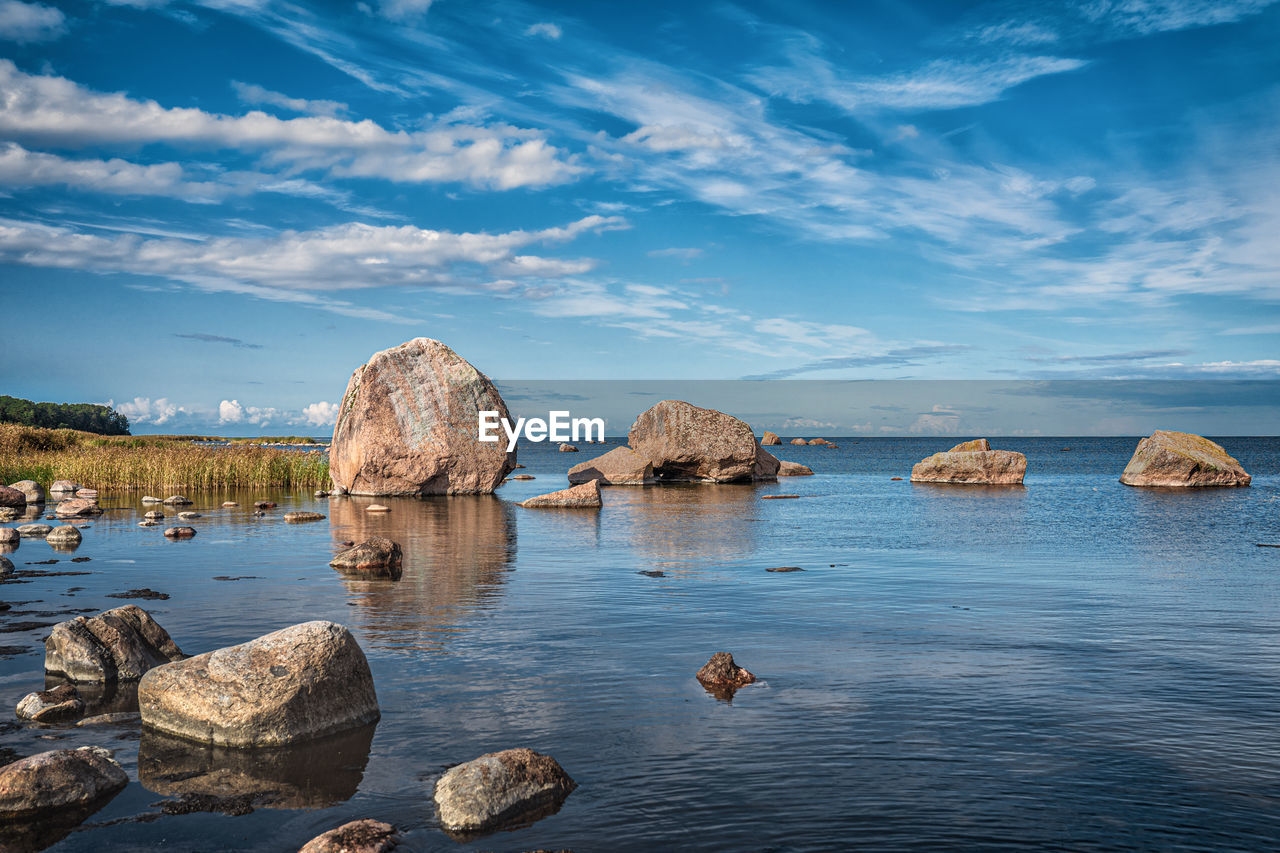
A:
173 333 263 349
230 80 347 117
525 22 561 40
0 0 65 43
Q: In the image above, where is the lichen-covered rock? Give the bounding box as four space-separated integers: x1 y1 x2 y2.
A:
329 338 516 496
520 479 602 509
284 511 326 523
0 746 128 820
330 538 403 579
627 400 775 483
17 684 85 723
778 460 814 477
1120 431 1251 487
0 485 26 509
55 498 103 518
567 446 655 486
949 438 991 452
696 652 756 689
45 605 185 683
761 431 781 445
46 525 83 548
8 480 45 504
299 819 399 853
910 440 1026 485
434 747 576 834
138 621 380 748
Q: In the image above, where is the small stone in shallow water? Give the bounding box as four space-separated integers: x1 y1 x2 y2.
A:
299 819 398 853
106 589 170 600
144 510 164 520
176 512 200 520
16 684 85 723
637 570 665 578
254 501 277 509
434 747 576 835
162 495 192 506
70 557 90 563
17 524 52 538
696 652 756 690
46 526 83 547
510 474 535 481
163 527 196 539
330 538 402 579
284 511 326 523
221 501 238 507
138 521 159 527
140 496 162 504
0 746 128 820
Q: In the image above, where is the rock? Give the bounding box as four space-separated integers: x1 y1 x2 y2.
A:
0 486 26 508
254 501 277 509
17 523 51 537
56 499 103 518
284 511 326 523
329 337 517 496
45 604 185 683
789 438 807 445
222 501 239 507
761 431 781 445
567 446 655 486
299 819 399 853
1119 431 1251 487
144 510 165 520
329 538 402 579
365 504 390 512
0 528 17 545
0 506 17 521
162 495 192 505
138 621 380 748
17 684 85 723
75 488 98 499
76 712 142 727
434 747 576 834
558 443 579 452
949 438 991 452
50 480 79 494
46 525 83 547
0 555 12 575
8 480 45 504
766 566 804 573
890 476 903 481
761 494 799 500
141 495 163 504
520 479 602 509
314 490 329 498
807 438 829 446
696 652 755 690
777 460 814 476
332 485 348 495
510 475 535 481
627 400 776 483
138 520 159 527
177 511 201 519
164 526 197 539
514 464 526 469
0 746 128 820
910 440 1027 485
754 446 782 480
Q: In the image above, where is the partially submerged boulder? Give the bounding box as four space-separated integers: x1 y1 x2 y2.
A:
0 746 128 820
283 511 326 523
0 486 26 508
628 400 776 483
164 526 197 539
16 684 85 723
778 460 814 477
696 652 756 690
18 523 51 537
8 480 45 504
329 337 516 496
0 528 18 545
1120 431 1251 487
558 443 578 452
520 479 602 509
45 605 185 683
910 440 1026 485
330 538 403 579
55 498 103 519
0 555 12 575
789 438 807 445
46 525 83 548
300 819 399 853
567 446 654 485
434 747 576 835
138 621 380 748
162 495 192 506
761 431 781 445
50 480 79 494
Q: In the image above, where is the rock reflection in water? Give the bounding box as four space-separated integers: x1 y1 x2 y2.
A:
137 723 375 809
43 675 139 716
327 496 516 652
0 790 124 853
604 483 762 571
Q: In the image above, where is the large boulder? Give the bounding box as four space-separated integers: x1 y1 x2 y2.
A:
329 338 516 496
9 480 45 504
0 746 128 820
520 479 602 509
567 446 654 486
56 498 103 518
1120 431 1251 487
0 528 17 545
910 440 1026 485
627 400 775 483
434 747 576 834
300 820 398 853
329 537 403 579
0 486 25 509
761 431 781 445
138 621 380 747
45 605 186 683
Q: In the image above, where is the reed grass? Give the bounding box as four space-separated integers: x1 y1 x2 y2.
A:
0 424 329 490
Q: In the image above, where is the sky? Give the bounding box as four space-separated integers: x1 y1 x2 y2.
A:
0 0 1277 434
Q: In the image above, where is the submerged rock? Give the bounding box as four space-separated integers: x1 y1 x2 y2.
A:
910 440 1027 485
284 511 326 523
299 819 398 853
55 499 103 519
17 684 85 723
8 480 45 504
777 460 814 477
0 746 128 821
329 337 516 496
434 747 576 835
696 652 756 690
45 604 185 683
254 501 277 510
46 525 83 548
520 479 602 509
567 446 655 486
761 431 781 445
1120 431 1251 487
138 621 380 748
628 400 777 483
0 486 26 508
329 538 403 579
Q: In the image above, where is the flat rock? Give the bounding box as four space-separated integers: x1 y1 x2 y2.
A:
138 620 380 748
299 819 399 853
138 520 159 527
329 337 516 496
330 538 403 579
520 479 602 509
0 486 26 509
45 604 185 683
1120 431 1251 487
17 523 51 537
177 511 201 519
75 488 98 499
162 495 192 505
141 496 163 504
628 400 776 483
46 526 83 547
164 527 197 539
0 746 128 820
55 499 103 519
777 460 814 477
910 440 1027 485
16 684 85 723
365 504 390 512
696 651 755 689
76 712 142 727
222 501 239 507
9 481 45 504
434 747 576 834
284 511 326 523
761 494 799 500
766 566 805 573
567 446 655 486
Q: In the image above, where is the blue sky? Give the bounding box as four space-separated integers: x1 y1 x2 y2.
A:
0 0 1277 433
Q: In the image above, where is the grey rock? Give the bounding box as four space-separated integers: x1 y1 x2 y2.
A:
17 684 85 723
0 746 128 821
330 538 402 579
8 480 45 504
45 604 185 683
46 526 83 548
434 747 576 834
17 523 52 537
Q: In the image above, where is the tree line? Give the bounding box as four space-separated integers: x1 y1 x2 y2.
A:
0 395 131 435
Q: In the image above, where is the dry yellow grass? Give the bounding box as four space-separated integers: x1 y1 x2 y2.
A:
0 424 329 490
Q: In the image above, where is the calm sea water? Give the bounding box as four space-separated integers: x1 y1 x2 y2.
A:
2 437 1279 852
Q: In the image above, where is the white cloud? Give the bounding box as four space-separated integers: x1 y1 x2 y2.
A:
908 412 964 434
218 399 280 425
378 0 432 20
231 80 347 118
113 396 183 426
525 22 561 40
299 400 340 426
0 0 65 43
218 399 244 423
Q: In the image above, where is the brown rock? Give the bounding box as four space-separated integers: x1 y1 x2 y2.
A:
754 447 782 480
949 438 991 452
521 479 602 509
510 475 536 481
0 746 128 820
45 605 185 683
761 431 781 445
75 488 98 499
16 684 85 723
807 438 829 446
254 501 277 509
55 498 103 519
627 400 774 483
222 501 239 507
1120 431 1251 487
0 506 17 521
164 526 197 539
777 460 814 477
696 652 755 689
0 485 27 508
283 511 326 523
910 440 1026 485
567 446 655 486
434 747 576 834
761 494 799 500
18 522 51 537
138 621 380 748
299 819 398 853
365 504 390 512
0 528 19 545
558 443 579 453
329 337 516 496
789 438 807 446
330 537 403 579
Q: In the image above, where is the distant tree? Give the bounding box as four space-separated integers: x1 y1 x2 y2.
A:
0 395 131 435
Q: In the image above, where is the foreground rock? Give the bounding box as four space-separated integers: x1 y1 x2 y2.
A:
696 652 756 690
910 439 1027 485
0 485 26 508
329 538 403 579
628 400 777 483
0 746 128 820
299 819 398 853
520 479 602 509
1120 431 1251 487
329 337 516 496
46 605 185 683
139 621 380 748
761 431 781 445
55 498 103 518
777 460 814 476
17 684 85 723
284 511 326 523
434 748 576 835
567 446 655 485
9 480 45 504
46 525 83 548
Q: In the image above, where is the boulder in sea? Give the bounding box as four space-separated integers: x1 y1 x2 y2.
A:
46 525 83 548
778 460 814 477
45 604 185 683
0 528 17 545
284 511 326 523
17 684 85 723
56 499 103 519
329 337 516 496
1119 431 1251 487
434 747 576 835
8 480 45 504
330 537 403 579
164 527 197 539
138 621 380 748
761 431 781 446
50 480 79 494
299 819 399 853
754 447 782 480
18 523 51 537
567 446 655 486
162 495 192 506
807 438 829 446
0 486 26 509
696 652 756 690
910 440 1027 485
141 496 162 504
144 510 164 520
789 438 807 446
520 479 602 509
0 746 128 820
558 443 579 452
628 400 777 483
